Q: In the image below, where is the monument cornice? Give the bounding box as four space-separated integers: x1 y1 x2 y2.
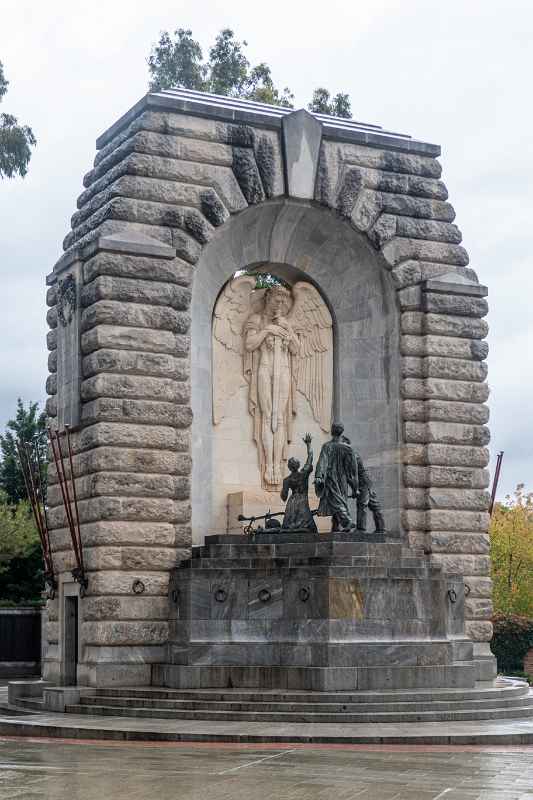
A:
95 87 441 158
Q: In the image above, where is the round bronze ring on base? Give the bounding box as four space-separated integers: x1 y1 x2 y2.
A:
447 588 458 604
298 586 310 602
214 588 228 603
258 588 271 603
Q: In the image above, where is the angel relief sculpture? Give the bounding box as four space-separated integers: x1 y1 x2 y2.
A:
213 274 333 490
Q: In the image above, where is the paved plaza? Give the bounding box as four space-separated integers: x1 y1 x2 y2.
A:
0 737 532 799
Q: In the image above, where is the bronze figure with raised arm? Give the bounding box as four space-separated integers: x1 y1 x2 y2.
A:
280 433 318 533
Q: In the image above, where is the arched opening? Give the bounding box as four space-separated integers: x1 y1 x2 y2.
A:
191 199 401 541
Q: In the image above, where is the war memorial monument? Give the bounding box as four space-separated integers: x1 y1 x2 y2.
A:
14 86 533 731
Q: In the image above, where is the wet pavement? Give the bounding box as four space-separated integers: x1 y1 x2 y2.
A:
0 737 532 800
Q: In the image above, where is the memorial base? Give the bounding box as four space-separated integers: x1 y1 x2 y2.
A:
157 532 478 692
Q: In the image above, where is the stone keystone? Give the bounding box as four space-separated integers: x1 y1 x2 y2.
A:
282 109 323 200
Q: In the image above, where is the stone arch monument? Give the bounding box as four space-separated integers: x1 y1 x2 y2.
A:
43 89 493 689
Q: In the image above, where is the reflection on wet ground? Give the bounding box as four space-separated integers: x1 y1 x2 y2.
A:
0 738 532 800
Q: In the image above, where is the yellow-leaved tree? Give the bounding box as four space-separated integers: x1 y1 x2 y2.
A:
490 484 533 617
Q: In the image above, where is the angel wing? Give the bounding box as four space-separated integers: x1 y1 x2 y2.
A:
288 282 333 432
212 275 265 424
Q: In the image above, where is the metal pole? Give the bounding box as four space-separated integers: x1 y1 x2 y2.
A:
65 425 83 572
48 428 79 563
489 450 504 516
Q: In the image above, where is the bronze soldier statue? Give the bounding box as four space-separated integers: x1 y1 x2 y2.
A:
314 423 358 532
342 435 385 533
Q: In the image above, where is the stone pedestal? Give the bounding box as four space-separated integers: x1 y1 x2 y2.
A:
155 532 477 691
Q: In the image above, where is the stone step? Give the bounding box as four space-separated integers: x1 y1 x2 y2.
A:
194 544 418 560
78 693 533 714
94 682 529 705
66 701 533 724
16 697 44 712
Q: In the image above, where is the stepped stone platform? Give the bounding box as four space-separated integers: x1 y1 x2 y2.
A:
4 679 533 744
156 532 481 691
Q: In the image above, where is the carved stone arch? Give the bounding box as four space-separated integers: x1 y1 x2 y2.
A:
191 199 402 541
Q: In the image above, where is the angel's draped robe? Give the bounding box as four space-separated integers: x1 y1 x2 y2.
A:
314 439 359 526
243 312 296 465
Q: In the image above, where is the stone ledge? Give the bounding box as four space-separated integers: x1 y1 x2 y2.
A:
423 272 488 297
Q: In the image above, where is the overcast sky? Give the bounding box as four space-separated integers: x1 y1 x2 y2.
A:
1 0 531 499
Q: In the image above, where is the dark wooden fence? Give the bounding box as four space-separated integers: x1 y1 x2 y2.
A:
0 607 42 677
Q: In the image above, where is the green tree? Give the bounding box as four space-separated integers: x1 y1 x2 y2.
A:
0 490 42 603
0 61 36 179
148 28 344 115
0 399 47 504
148 29 206 92
490 484 533 617
308 87 351 118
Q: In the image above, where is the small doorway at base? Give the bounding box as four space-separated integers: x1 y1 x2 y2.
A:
63 595 78 685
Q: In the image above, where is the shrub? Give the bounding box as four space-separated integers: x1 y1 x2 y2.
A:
491 613 533 673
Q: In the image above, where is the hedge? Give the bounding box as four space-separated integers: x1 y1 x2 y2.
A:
491 613 533 673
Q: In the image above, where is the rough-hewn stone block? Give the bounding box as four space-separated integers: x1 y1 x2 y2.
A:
82 620 168 646
47 472 188 506
82 570 172 597
74 176 228 229
465 597 493 620
60 446 191 478
463 576 493 597
81 301 189 334
47 495 190 528
76 422 189 452
404 487 489 511
83 152 248 213
402 377 489 403
464 620 493 641
403 464 490 489
402 356 488 382
83 596 169 621
401 334 488 360
47 329 58 351
404 421 490 446
83 252 193 288
87 130 233 187
82 276 190 311
336 142 443 178
423 293 488 318
82 348 188 380
430 553 491 576
81 325 188 357
81 374 189 403
382 238 469 268
80 398 192 429
402 399 490 425
426 531 490 554
401 311 488 339
395 217 462 244
45 396 57 417
380 195 455 221
50 520 179 549
47 307 58 329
